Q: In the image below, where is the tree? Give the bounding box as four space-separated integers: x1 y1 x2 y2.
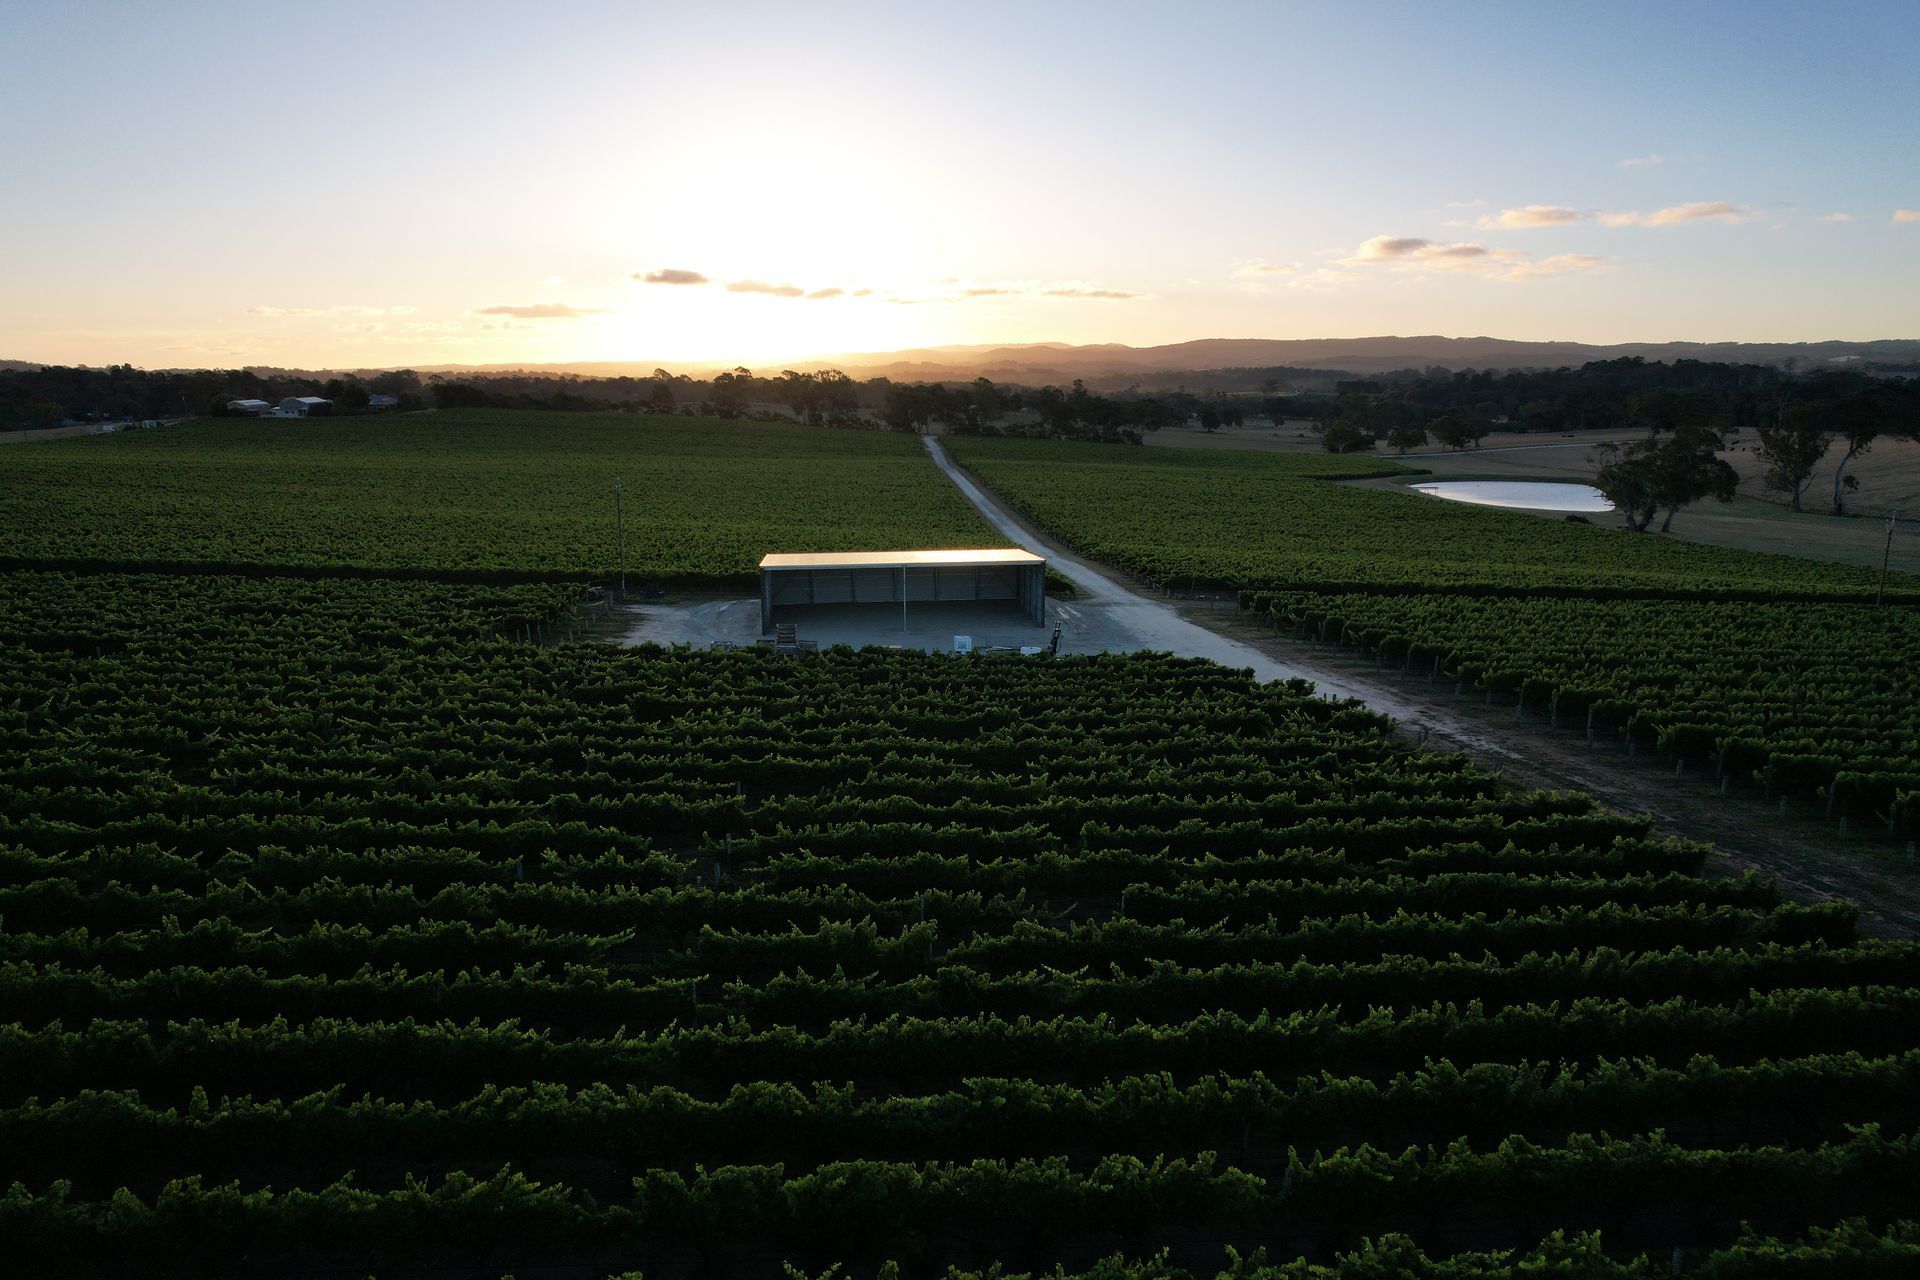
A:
1516 399 1563 432
368 369 421 396
815 370 859 418
1593 444 1662 532
776 370 820 424
1196 406 1221 434
1428 416 1487 451
1386 424 1427 455
1594 423 1737 532
882 383 933 432
1755 404 1828 512
1321 419 1373 454
709 368 751 418
648 370 676 414
1650 423 1738 531
966 378 1003 432
1826 393 1883 516
432 381 491 409
331 380 371 413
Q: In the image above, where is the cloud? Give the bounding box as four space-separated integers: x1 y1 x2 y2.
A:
1498 253 1608 280
472 303 610 319
1338 235 1603 282
884 280 1147 304
1039 286 1143 299
636 268 709 285
623 274 1142 307
725 279 806 297
246 304 403 318
1646 200 1749 225
1235 261 1300 277
1478 204 1585 229
330 322 386 334
1618 154 1669 168
1600 201 1749 227
1895 210 1920 224
1819 213 1856 223
1347 236 1438 261
1344 237 1500 264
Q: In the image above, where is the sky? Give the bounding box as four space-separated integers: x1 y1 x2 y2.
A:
3 0 1918 370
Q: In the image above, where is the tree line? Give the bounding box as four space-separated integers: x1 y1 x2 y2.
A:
6 361 1916 504
1285 360 1920 528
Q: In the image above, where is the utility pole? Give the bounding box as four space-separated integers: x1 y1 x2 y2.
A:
615 480 626 598
1879 510 1901 607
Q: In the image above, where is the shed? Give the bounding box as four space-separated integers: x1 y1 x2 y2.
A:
226 398 273 416
367 393 400 411
758 548 1046 635
275 396 333 418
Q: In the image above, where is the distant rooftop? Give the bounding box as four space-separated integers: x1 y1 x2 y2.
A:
760 549 1042 571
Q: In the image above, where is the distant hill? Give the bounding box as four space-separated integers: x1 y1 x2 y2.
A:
393 336 1920 382
786 336 1920 380
9 337 1919 387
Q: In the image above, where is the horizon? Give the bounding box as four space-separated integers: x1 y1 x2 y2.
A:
5 0 1918 368
16 331 1920 383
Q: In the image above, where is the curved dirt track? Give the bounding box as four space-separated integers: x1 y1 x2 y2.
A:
925 435 1920 938
926 436 1534 761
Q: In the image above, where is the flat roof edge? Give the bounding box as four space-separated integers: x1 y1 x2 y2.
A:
759 548 1045 570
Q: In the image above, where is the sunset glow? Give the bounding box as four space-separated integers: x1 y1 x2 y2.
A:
3 0 1916 369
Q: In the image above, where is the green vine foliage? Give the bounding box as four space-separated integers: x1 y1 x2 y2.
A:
1 570 1918 1273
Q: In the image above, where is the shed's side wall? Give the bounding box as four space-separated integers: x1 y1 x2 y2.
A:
760 562 1046 633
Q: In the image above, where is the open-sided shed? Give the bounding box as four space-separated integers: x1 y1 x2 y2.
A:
759 549 1046 635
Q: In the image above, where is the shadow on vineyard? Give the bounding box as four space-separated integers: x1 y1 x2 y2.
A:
940 438 1920 915
1 565 1918 1276
12 0 1920 1269
1 412 1917 1277
1187 610 1920 940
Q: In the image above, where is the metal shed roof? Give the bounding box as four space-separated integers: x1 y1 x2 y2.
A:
759 548 1043 570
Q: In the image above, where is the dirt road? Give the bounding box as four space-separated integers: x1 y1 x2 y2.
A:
926 436 1920 938
926 436 1560 760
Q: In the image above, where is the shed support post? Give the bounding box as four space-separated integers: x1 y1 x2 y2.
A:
901 566 908 631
